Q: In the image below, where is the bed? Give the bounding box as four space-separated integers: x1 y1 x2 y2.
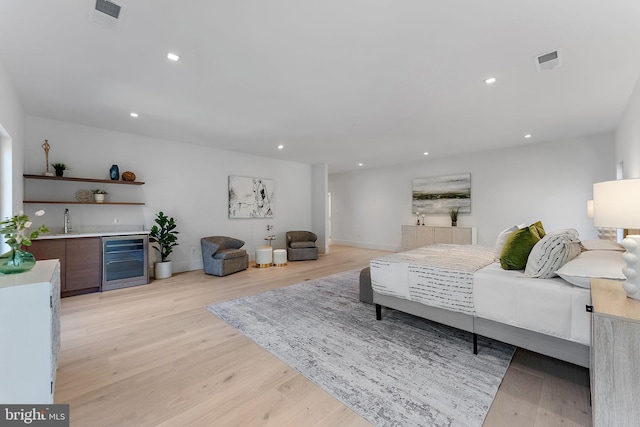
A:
368 226 627 368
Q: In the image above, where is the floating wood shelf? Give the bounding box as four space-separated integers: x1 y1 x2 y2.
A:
24 174 145 185
23 201 145 205
23 174 145 205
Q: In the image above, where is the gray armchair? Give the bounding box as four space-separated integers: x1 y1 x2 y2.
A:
201 236 249 276
286 231 318 261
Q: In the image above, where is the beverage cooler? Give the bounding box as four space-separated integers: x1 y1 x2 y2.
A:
102 235 149 291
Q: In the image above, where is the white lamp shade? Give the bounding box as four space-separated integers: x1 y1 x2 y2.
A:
587 200 594 219
593 179 640 228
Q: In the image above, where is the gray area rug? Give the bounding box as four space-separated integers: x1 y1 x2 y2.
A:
207 269 515 426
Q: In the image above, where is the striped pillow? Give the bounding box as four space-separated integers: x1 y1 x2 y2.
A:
524 229 582 279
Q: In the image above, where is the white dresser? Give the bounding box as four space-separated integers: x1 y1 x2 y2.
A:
402 225 476 251
0 260 61 403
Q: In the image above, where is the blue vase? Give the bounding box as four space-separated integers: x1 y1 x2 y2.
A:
110 164 119 180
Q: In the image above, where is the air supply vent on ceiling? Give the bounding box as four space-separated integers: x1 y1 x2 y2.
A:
534 49 561 72
92 0 123 30
96 0 121 19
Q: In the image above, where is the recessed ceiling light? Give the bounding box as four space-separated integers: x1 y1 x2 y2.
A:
358 163 364 167
130 112 139 118
524 134 532 139
484 77 496 84
423 152 429 156
277 144 284 150
167 52 180 62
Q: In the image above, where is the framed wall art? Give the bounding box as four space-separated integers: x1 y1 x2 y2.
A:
228 175 274 218
412 173 471 214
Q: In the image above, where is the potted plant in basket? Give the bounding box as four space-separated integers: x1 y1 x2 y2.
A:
449 207 460 227
148 211 179 279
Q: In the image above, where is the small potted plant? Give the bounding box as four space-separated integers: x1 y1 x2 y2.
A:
148 211 179 279
92 189 108 203
449 207 460 227
51 162 67 177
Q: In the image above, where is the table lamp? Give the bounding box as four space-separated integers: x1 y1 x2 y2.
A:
593 178 640 300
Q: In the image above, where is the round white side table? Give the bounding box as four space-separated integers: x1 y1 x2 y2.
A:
255 246 273 268
273 249 287 267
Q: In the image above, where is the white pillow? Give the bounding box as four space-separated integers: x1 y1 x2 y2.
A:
524 229 582 279
555 250 626 288
494 225 518 260
580 239 625 251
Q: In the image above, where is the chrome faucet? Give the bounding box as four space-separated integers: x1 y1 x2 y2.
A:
64 209 72 234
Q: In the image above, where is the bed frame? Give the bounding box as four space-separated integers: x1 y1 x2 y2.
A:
373 292 590 368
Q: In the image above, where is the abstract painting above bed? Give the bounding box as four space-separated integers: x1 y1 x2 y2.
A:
412 173 471 214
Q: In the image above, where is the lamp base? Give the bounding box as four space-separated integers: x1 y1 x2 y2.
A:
621 235 640 300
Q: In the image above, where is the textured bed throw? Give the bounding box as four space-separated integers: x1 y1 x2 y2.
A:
207 268 514 427
370 244 495 314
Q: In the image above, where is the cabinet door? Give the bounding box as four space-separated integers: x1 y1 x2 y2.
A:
434 227 452 244
452 227 472 244
65 238 101 292
402 225 416 250
416 226 434 247
29 240 66 290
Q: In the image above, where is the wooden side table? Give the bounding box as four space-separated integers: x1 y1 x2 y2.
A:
590 278 640 427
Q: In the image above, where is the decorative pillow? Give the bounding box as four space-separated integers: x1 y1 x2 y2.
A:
580 239 625 251
555 250 626 288
500 221 545 270
494 225 519 260
524 229 582 278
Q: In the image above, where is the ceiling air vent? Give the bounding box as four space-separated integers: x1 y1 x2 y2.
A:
95 0 121 19
92 0 123 30
534 49 561 72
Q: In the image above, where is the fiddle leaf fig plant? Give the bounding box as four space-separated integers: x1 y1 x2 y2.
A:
149 211 179 262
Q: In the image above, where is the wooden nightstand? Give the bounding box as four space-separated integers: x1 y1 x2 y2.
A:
590 278 640 427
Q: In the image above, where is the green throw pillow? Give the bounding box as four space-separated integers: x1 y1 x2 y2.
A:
500 221 545 270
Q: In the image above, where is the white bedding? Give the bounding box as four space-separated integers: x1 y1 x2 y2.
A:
473 262 591 345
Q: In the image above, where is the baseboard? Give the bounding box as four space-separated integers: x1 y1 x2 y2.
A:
329 239 401 252
172 259 203 273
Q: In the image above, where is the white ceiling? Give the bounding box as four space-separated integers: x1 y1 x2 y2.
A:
1 1 639 173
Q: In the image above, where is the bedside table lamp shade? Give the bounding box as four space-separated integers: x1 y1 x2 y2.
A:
593 178 640 300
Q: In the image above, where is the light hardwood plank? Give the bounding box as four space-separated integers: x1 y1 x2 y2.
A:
53 245 591 426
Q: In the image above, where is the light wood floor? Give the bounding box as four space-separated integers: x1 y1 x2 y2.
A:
55 245 592 426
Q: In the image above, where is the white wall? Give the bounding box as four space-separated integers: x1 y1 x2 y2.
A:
311 163 329 254
0 59 25 254
616 76 640 178
0 59 25 220
23 116 314 272
330 133 615 250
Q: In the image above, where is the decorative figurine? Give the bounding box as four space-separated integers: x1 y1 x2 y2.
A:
42 140 53 176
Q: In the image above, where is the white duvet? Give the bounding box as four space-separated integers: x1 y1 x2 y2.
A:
370 245 593 345
473 262 591 345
